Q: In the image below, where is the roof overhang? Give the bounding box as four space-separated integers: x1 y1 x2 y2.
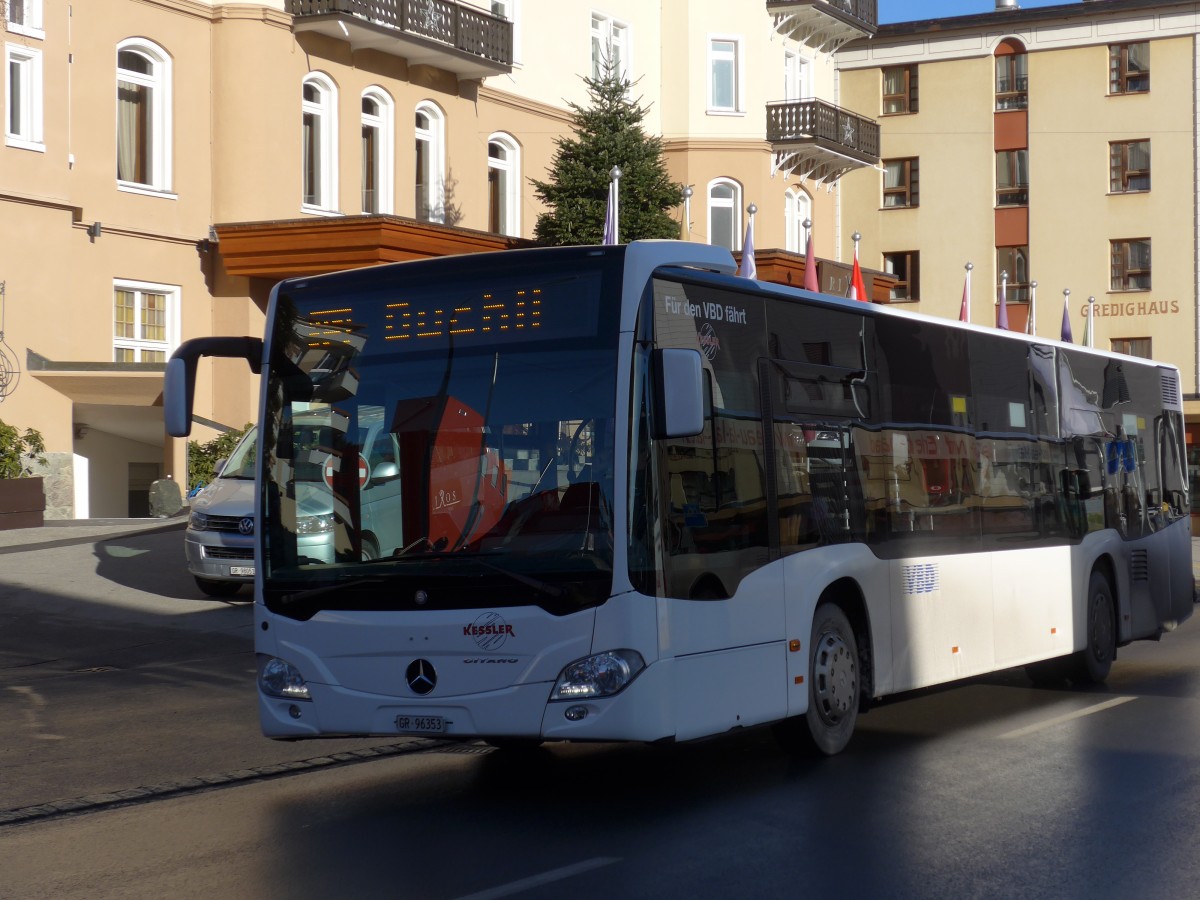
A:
214 216 533 281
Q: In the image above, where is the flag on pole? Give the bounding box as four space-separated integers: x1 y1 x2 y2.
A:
738 215 757 279
997 275 1009 330
803 228 819 292
959 270 970 322
1060 291 1073 343
602 179 617 245
848 242 868 302
1026 281 1037 337
1084 297 1095 348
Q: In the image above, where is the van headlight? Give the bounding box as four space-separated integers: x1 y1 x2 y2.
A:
189 511 210 531
258 655 311 700
551 650 644 700
296 513 335 535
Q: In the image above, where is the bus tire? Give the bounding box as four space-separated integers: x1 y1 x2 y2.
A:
1071 568 1116 685
776 604 860 756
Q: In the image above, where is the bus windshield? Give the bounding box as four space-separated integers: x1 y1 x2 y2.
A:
259 249 624 617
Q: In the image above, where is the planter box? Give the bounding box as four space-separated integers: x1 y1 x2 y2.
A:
0 476 45 530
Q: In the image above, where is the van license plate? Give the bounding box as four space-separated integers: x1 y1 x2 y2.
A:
395 715 445 734
230 566 255 576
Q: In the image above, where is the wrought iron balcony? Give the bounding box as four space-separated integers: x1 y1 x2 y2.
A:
767 99 879 185
766 0 877 54
289 0 512 80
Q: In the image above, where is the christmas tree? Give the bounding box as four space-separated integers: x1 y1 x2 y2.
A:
533 62 684 245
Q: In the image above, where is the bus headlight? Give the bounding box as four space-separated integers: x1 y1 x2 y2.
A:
258 655 311 700
550 650 644 700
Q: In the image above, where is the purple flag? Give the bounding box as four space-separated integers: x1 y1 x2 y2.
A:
738 216 757 279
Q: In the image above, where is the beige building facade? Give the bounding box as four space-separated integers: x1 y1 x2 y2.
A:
0 0 881 517
837 0 1200 439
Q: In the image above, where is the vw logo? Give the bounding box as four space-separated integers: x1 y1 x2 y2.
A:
406 659 437 695
238 517 254 536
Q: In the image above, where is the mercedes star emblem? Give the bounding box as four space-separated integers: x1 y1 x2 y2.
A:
406 659 437 695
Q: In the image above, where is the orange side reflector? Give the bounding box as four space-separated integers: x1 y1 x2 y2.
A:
795 675 805 685
789 639 801 653
1051 627 1058 635
952 646 960 654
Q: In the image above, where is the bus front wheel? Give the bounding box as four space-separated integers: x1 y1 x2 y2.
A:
1072 568 1116 685
776 604 860 756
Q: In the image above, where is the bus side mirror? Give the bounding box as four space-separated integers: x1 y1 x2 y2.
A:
164 357 194 437
652 348 705 439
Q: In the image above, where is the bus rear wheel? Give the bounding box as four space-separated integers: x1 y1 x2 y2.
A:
1071 568 1116 685
776 604 860 756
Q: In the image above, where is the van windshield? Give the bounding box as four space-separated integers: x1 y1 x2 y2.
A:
219 427 257 480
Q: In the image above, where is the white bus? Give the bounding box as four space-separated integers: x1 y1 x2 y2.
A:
165 241 1194 755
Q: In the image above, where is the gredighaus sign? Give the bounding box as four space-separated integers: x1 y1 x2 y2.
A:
1084 300 1180 317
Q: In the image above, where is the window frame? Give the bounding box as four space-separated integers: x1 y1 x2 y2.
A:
361 87 394 215
783 48 809 101
415 100 445 224
996 149 1029 207
591 11 630 82
881 64 918 115
997 246 1031 303
707 34 744 114
1111 337 1152 359
113 279 180 364
707 178 742 252
784 187 812 254
883 251 920 302
6 0 44 40
6 43 43 151
487 132 521 237
1110 238 1151 292
301 72 338 214
1109 42 1149 95
995 50 1028 111
116 39 173 195
1109 139 1150 193
882 157 919 209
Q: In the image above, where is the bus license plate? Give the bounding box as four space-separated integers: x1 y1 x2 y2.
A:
230 566 255 576
395 715 445 734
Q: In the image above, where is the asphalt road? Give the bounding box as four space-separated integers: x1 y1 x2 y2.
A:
2 520 1200 899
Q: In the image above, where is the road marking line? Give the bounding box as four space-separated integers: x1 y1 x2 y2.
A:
1000 696 1137 740
456 857 620 900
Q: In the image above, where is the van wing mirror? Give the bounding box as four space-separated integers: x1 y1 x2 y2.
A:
652 348 705 439
163 336 264 437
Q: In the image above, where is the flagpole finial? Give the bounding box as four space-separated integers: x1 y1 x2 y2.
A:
966 262 974 272
609 166 621 181
852 231 861 243
682 185 693 199
803 218 812 230
1064 288 1071 297
747 203 757 217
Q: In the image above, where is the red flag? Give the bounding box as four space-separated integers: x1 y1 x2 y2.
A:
849 245 868 302
959 274 969 322
803 230 819 292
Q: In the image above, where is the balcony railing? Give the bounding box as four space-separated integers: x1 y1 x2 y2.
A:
767 0 877 53
768 99 879 184
290 0 512 78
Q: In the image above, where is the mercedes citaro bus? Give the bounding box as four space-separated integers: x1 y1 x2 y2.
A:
165 241 1193 755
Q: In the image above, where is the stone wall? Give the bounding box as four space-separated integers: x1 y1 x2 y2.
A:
30 452 74 520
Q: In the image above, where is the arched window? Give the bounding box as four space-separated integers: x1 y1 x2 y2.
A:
117 40 172 191
708 178 741 251
302 73 338 212
361 88 394 214
487 133 520 236
995 39 1028 110
784 188 812 253
415 101 445 223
